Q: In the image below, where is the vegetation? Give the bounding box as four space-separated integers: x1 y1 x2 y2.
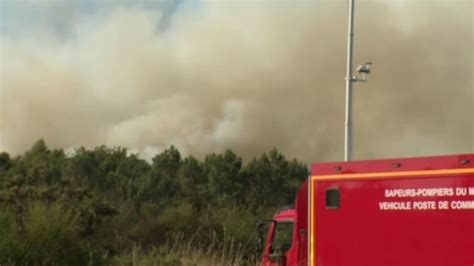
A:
0 139 308 265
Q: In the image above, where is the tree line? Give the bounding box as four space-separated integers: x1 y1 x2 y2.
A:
0 139 308 265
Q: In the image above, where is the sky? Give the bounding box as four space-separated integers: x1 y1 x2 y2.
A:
0 0 472 163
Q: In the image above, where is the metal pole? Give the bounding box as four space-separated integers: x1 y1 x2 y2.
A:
344 0 355 161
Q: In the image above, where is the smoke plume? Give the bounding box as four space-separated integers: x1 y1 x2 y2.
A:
0 1 472 163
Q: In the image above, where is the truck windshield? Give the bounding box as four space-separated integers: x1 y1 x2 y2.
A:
270 221 293 255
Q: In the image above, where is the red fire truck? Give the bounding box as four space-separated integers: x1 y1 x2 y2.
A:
259 154 474 266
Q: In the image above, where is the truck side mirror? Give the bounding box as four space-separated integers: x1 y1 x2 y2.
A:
256 220 275 253
256 222 265 251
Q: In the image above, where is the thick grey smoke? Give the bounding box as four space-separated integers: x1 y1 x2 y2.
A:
0 1 472 163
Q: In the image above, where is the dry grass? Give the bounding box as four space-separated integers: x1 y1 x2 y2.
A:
118 232 260 266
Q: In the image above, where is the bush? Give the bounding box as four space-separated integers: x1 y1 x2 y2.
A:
0 202 93 265
0 210 21 264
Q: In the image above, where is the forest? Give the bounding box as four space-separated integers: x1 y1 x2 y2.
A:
0 139 308 265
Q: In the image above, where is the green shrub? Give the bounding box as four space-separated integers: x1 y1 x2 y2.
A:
14 202 90 265
0 210 21 264
156 203 198 236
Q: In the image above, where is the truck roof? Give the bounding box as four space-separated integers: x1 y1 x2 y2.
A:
273 208 295 221
311 153 473 177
